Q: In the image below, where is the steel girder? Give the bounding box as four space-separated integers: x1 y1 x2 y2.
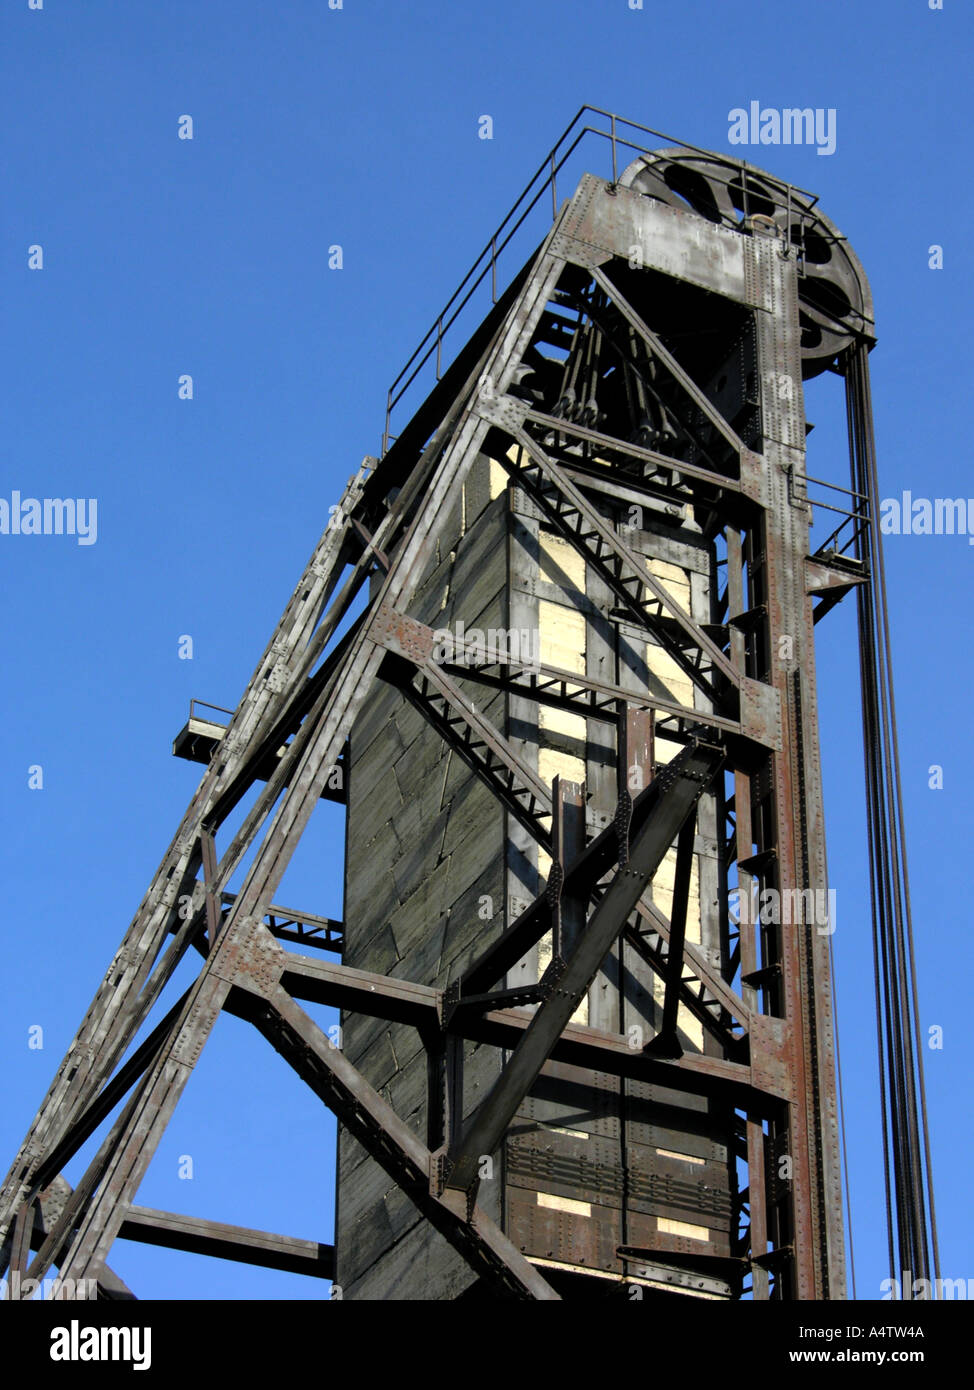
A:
439 737 725 1197
0 164 852 1302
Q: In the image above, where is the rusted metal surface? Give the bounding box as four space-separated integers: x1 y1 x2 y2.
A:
0 125 872 1300
442 739 725 1197
118 1207 336 1280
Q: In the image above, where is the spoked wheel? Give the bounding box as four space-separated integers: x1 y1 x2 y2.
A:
618 149 873 376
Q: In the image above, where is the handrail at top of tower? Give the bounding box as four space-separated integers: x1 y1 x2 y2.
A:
381 104 821 455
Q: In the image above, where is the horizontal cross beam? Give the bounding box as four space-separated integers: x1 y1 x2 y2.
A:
274 957 781 1110
118 1206 335 1281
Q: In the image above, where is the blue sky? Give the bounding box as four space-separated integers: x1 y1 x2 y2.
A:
1 0 970 1300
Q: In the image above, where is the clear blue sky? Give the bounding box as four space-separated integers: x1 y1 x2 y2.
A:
2 0 970 1300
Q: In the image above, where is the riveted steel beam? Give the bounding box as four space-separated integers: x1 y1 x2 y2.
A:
444 737 725 1195
248 986 560 1300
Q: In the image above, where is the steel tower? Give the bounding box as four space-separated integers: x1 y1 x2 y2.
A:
2 111 934 1302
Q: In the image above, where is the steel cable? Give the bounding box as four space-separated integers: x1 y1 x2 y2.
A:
844 342 940 1294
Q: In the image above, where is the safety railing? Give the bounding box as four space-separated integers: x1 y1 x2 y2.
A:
807 473 871 559
381 105 820 455
188 699 234 725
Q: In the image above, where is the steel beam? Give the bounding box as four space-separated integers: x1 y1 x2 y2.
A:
589 263 747 459
249 986 560 1300
275 956 773 1108
484 404 737 701
118 1207 335 1280
644 813 697 1058
1 148 860 1302
443 737 725 1194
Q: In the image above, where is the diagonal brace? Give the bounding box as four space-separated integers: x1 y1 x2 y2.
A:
589 264 747 460
248 986 559 1300
380 648 554 848
443 736 725 1194
643 811 696 1057
485 408 738 698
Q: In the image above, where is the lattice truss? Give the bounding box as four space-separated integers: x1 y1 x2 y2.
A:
0 167 871 1301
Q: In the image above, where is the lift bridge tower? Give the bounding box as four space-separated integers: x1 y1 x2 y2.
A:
5 111 926 1302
